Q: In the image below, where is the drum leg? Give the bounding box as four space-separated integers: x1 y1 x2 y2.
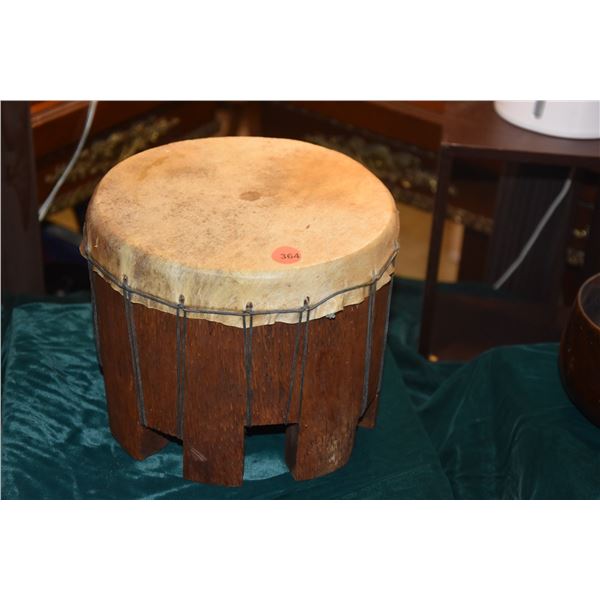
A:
106 401 169 460
285 417 358 481
182 420 246 487
181 319 247 487
283 291 381 481
357 395 380 429
94 273 169 461
101 318 169 460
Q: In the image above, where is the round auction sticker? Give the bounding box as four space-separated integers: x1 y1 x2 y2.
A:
272 246 302 264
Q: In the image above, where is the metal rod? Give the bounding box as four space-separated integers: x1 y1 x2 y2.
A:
122 276 146 427
87 261 102 368
176 296 187 438
296 298 311 423
242 303 254 427
360 281 377 416
375 276 395 399
285 309 304 424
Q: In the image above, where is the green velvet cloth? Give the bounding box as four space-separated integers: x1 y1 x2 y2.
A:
2 280 599 499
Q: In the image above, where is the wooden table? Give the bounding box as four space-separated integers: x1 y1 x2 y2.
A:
419 101 600 359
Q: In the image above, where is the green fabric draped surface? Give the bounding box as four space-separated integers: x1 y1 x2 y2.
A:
2 279 599 499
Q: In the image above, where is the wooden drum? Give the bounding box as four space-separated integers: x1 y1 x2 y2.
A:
560 272 600 427
82 137 399 486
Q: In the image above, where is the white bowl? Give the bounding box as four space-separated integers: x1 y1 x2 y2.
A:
494 101 600 140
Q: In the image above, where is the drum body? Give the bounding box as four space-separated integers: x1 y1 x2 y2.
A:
92 272 392 486
83 136 399 486
560 273 600 427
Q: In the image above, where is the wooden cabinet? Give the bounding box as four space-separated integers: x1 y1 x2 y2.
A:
30 101 220 217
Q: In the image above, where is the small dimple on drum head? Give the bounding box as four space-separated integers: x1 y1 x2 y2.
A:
240 191 261 201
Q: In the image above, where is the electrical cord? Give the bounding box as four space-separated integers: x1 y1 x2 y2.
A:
492 169 574 290
38 100 98 222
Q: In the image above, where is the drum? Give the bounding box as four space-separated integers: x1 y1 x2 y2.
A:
560 272 600 427
81 136 399 486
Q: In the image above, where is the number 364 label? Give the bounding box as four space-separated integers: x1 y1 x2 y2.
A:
272 246 301 264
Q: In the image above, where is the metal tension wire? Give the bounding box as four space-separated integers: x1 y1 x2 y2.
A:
85 248 398 432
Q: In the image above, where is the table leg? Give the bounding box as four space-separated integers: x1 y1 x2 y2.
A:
419 150 453 357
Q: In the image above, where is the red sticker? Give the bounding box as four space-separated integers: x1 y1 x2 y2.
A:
272 246 302 264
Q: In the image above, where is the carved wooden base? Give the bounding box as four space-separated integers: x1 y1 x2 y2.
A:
94 273 390 486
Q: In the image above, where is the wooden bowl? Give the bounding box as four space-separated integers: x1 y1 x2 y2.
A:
560 272 600 426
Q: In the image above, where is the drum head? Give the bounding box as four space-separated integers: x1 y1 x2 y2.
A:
83 137 399 326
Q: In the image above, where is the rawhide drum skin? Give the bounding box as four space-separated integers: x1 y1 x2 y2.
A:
82 137 399 486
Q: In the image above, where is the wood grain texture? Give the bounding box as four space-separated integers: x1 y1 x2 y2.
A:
441 102 600 167
93 272 390 486
31 101 220 213
94 273 169 459
485 163 573 303
1 101 44 295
